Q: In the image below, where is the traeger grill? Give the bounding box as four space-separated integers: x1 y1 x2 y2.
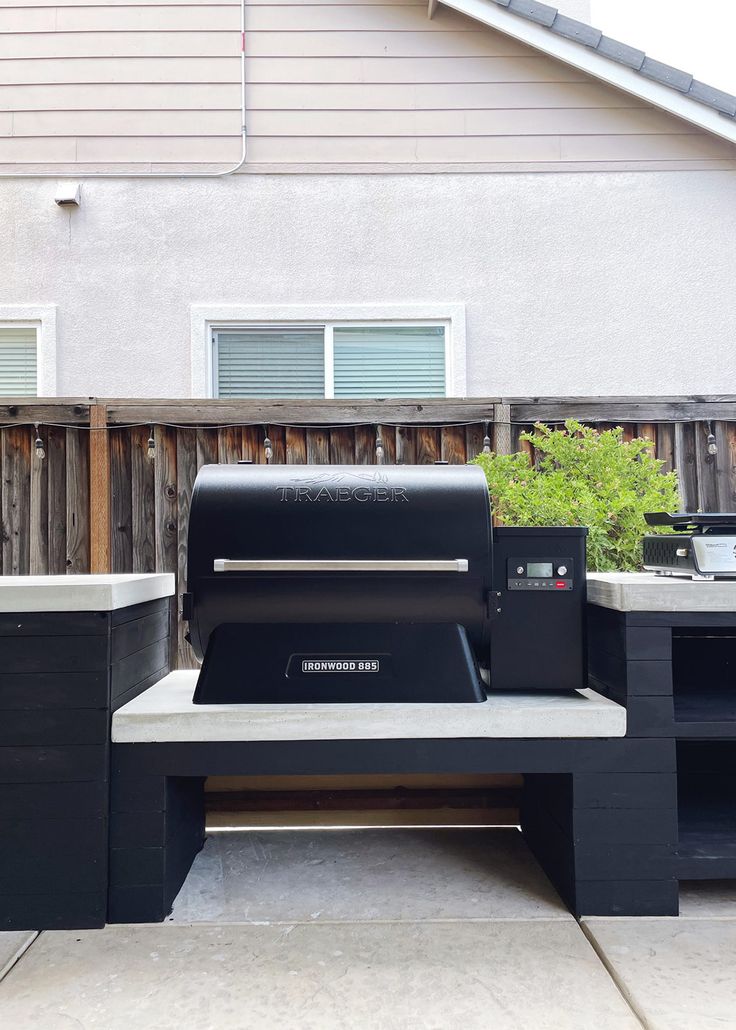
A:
184 464 587 704
644 512 736 579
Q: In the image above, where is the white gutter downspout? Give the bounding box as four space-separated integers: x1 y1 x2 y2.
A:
0 0 247 180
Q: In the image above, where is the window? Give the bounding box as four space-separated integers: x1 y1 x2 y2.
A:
0 326 38 395
213 323 448 399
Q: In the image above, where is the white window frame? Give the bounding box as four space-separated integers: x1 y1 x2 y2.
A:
190 304 467 398
0 305 57 396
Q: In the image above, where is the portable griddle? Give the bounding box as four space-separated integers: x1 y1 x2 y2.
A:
184 463 587 703
644 511 736 579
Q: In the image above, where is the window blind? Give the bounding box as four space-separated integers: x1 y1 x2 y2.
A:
333 325 445 398
215 328 325 398
0 327 37 396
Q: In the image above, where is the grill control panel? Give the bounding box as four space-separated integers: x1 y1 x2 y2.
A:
507 557 573 591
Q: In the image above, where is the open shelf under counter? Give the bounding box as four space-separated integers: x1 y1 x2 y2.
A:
677 743 736 880
672 627 736 737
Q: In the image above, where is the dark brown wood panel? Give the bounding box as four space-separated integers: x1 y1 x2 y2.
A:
110 429 132 574
176 428 197 670
130 426 155 575
306 427 330 464
30 425 49 575
2 426 31 575
65 428 89 574
46 426 67 576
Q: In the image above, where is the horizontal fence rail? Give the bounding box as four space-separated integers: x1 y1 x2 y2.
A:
1 396 735 669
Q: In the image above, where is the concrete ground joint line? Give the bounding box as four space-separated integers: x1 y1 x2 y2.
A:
579 920 650 1030
157 916 576 928
0 931 40 984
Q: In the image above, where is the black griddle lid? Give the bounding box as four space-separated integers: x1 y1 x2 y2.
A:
645 511 736 532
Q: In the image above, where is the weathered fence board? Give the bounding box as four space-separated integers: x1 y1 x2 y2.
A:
65 427 89 574
130 425 155 575
110 429 132 573
30 428 48 576
4 397 736 668
46 426 67 576
176 427 197 670
2 427 31 575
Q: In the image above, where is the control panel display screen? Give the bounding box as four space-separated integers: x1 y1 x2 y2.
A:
526 562 553 578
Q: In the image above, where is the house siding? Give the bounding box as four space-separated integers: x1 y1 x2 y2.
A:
1 170 735 398
0 0 732 171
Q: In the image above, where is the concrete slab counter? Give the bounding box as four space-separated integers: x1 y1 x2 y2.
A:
0 574 174 931
587 572 736 900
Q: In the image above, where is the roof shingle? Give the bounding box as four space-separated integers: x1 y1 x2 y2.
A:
489 0 736 121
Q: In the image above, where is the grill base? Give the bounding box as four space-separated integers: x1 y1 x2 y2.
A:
192 622 486 705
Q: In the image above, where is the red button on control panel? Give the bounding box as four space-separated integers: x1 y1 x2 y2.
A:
555 581 566 589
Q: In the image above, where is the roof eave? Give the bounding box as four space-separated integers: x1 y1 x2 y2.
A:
432 0 736 147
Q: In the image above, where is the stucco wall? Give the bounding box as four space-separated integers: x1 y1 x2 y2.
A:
0 169 734 397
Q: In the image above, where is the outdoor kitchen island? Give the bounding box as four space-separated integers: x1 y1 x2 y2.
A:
0 574 175 931
588 573 736 892
107 674 662 923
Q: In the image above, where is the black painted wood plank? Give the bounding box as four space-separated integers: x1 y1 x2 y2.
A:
110 597 169 628
0 636 110 674
624 628 672 661
0 709 108 746
4 815 106 852
0 780 107 819
574 880 679 917
109 789 203 848
575 807 678 845
163 821 204 908
0 891 106 931
108 884 167 924
112 738 675 779
627 612 736 628
624 697 676 738
109 811 167 849
111 664 169 713
111 610 169 663
572 773 678 810
0 611 110 637
0 824 107 892
525 790 678 844
111 638 168 699
110 774 169 813
110 847 166 886
0 671 108 711
588 655 673 698
0 744 107 783
574 843 675 880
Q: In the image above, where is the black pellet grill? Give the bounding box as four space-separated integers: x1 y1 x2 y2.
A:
184 464 587 703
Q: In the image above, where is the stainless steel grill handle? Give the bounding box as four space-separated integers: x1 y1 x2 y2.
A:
213 558 469 573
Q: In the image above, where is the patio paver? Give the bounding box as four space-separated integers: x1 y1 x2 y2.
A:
583 916 736 1030
0 921 639 1030
169 827 570 924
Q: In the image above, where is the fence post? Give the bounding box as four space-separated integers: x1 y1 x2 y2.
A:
89 402 111 573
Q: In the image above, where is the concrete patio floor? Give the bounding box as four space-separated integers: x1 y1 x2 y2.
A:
1 828 734 1029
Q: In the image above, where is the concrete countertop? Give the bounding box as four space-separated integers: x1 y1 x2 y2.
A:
112 670 626 743
0 574 175 612
587 572 736 612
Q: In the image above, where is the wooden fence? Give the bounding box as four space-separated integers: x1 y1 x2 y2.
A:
2 395 736 669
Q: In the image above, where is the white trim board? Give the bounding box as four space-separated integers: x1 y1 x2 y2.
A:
434 0 736 148
0 304 57 396
190 303 467 398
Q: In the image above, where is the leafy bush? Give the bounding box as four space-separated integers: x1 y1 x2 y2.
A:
471 420 680 571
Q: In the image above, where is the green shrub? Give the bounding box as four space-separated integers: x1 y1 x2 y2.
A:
470 420 680 571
